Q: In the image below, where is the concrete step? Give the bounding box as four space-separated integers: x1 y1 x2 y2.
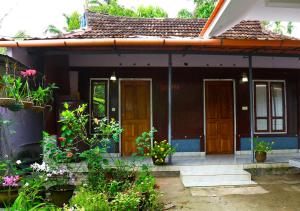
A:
182 179 257 187
180 165 256 187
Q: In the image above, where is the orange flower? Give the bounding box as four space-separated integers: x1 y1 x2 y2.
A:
66 152 73 158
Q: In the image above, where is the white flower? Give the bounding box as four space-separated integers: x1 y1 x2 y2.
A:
24 182 29 187
16 160 22 165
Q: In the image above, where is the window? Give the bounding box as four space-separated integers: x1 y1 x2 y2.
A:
254 81 286 133
90 79 108 132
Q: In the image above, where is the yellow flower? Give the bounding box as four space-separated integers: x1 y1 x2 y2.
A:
160 148 165 151
93 118 99 125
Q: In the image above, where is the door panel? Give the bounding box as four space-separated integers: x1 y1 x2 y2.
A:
121 80 151 156
205 81 234 154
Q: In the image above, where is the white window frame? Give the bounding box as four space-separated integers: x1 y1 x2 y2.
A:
89 78 110 134
253 80 287 134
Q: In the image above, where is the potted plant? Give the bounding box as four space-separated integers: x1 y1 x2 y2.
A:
0 75 24 111
20 69 37 109
0 175 21 206
31 83 57 112
41 133 76 207
254 139 274 163
136 129 175 165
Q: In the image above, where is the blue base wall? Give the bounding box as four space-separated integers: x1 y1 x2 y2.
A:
240 137 298 151
172 139 201 152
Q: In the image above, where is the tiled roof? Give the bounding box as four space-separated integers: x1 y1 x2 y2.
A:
69 12 294 40
75 12 206 38
216 20 294 40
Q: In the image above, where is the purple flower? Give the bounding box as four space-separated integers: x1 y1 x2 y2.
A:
2 176 20 187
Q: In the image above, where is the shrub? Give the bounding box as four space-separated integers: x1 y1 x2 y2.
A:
70 188 110 211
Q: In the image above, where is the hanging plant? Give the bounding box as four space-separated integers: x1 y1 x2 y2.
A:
20 69 37 109
31 83 58 113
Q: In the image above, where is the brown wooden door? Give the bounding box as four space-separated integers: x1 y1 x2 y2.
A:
205 81 234 154
121 80 151 156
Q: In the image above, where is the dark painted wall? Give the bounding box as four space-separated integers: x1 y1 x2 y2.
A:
70 67 299 152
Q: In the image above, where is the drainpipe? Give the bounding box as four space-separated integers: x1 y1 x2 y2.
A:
168 54 173 164
248 55 255 163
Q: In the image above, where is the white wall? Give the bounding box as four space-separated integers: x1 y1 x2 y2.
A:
69 54 300 69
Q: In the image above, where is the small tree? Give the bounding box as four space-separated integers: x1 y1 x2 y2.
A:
64 11 81 31
177 9 193 18
194 0 216 18
137 6 168 18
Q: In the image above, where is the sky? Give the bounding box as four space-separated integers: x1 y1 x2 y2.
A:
0 0 195 38
0 0 299 38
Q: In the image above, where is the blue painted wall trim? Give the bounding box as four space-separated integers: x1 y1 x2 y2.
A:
240 137 298 150
172 139 201 152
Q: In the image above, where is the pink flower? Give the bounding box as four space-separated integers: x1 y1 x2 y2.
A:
20 69 37 77
2 175 20 187
27 69 37 76
21 71 27 77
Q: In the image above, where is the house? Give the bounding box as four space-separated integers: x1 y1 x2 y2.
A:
1 11 300 158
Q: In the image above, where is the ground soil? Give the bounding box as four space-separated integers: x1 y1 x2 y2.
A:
156 174 300 211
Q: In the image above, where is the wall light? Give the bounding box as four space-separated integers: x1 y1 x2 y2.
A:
241 72 248 83
110 72 117 81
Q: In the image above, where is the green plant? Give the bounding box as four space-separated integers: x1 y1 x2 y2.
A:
254 139 274 153
136 129 175 165
69 188 110 211
111 191 140 211
0 75 23 102
31 83 57 107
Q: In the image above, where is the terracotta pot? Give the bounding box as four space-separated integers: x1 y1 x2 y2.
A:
255 151 267 163
0 186 19 207
21 101 34 109
8 102 24 112
152 156 166 165
31 105 45 113
48 184 75 207
0 98 15 107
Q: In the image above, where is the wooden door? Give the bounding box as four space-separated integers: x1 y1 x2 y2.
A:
205 81 234 154
121 80 151 156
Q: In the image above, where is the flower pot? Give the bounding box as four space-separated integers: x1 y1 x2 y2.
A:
0 98 15 107
48 184 75 207
152 156 166 165
255 151 267 163
21 101 34 109
31 105 45 113
0 186 19 207
8 102 24 112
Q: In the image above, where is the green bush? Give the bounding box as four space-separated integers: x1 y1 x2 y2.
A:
70 188 110 211
111 191 140 211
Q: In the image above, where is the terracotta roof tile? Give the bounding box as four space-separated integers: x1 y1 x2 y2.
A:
215 20 294 40
69 12 295 40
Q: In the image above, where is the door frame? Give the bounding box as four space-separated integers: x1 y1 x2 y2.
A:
118 78 153 155
203 79 236 155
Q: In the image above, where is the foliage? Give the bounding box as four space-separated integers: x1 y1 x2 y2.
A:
0 48 7 55
69 188 110 211
64 11 82 31
254 139 274 153
136 6 168 18
287 21 294 35
89 0 136 17
136 129 175 165
194 0 216 18
14 30 30 40
273 21 285 34
89 0 168 18
44 25 63 36
31 83 58 107
111 191 140 211
177 9 193 18
0 75 23 102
